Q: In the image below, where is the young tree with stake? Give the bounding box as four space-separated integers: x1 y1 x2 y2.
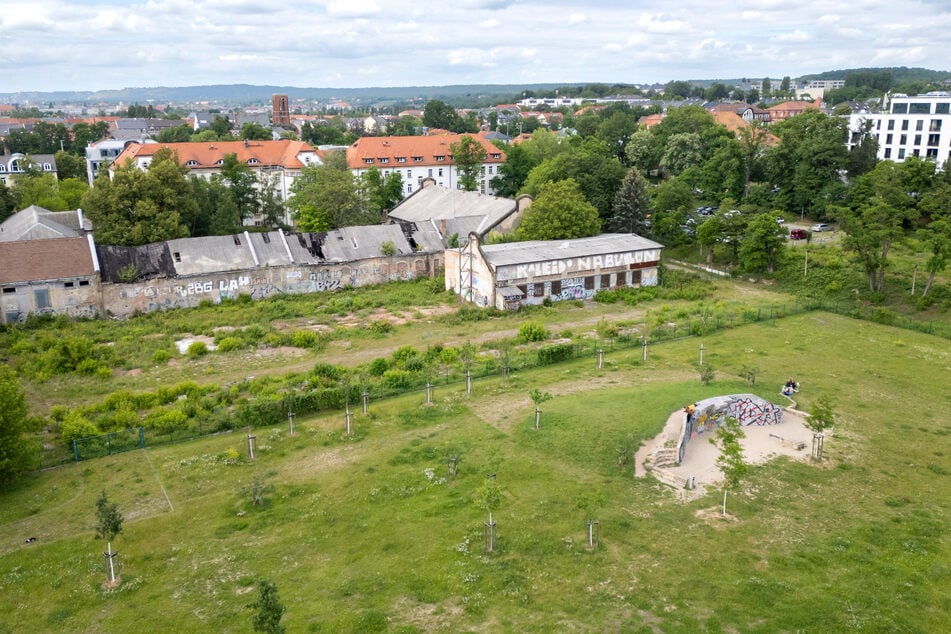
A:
95 491 123 584
711 417 748 517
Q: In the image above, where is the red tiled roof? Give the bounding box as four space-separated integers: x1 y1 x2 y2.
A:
0 237 96 284
111 139 318 170
346 134 506 169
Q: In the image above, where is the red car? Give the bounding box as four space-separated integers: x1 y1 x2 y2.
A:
789 229 808 240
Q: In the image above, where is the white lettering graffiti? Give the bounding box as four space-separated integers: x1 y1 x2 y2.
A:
174 277 250 297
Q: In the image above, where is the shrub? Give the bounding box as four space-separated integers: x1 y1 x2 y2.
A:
518 321 549 343
369 320 393 335
152 349 173 364
216 337 244 352
382 369 411 389
60 412 100 445
291 330 319 349
368 357 389 376
537 343 575 365
187 341 209 358
311 363 343 382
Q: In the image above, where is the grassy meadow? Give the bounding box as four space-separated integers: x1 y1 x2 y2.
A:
2 311 950 632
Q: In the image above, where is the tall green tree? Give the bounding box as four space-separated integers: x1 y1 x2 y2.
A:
609 167 651 233
917 182 951 297
422 100 461 131
697 215 725 265
835 161 918 292
450 135 487 192
522 139 626 220
249 580 286 634
517 179 601 240
81 148 192 246
219 153 258 222
240 122 272 141
765 110 849 219
156 124 194 143
361 168 403 218
490 142 535 198
289 159 376 231
0 367 38 487
54 150 87 180
739 212 787 274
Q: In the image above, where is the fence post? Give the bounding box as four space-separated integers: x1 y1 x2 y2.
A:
107 433 112 455
73 439 80 462
139 427 145 448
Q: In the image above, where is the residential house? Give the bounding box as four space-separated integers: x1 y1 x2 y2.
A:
768 100 820 122
0 153 57 186
110 139 322 225
85 138 154 184
707 102 771 123
345 133 506 197
445 233 663 310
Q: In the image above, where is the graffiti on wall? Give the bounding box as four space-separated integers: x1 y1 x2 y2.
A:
174 276 251 298
556 277 592 301
677 394 784 463
504 249 662 279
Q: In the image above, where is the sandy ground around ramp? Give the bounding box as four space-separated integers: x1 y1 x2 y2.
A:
635 400 815 489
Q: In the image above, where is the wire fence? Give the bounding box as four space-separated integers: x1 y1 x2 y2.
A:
53 297 943 467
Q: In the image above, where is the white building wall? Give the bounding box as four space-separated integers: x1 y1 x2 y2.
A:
848 93 951 167
351 161 502 197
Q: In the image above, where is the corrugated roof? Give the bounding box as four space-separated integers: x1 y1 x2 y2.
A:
480 233 663 267
0 206 89 242
319 225 416 261
389 185 516 232
0 237 96 284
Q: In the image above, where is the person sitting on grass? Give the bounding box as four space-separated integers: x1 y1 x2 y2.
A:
782 379 799 396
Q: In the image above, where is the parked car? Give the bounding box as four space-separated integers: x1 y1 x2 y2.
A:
811 223 833 232
789 228 808 240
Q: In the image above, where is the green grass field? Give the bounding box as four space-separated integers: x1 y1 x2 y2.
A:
2 311 950 632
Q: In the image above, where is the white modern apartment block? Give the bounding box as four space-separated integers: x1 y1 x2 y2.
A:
848 92 951 166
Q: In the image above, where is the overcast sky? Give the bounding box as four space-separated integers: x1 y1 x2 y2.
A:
2 0 949 93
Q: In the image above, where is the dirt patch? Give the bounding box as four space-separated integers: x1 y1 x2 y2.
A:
695 507 741 527
251 346 308 359
636 402 819 498
175 335 217 354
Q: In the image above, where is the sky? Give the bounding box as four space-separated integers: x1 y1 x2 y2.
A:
2 0 949 93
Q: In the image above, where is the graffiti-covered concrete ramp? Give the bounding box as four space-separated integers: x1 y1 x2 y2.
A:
679 394 783 463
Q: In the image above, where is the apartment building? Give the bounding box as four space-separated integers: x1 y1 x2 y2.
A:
848 92 951 166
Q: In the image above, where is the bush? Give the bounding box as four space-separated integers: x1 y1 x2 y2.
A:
216 337 244 352
368 357 389 376
382 369 411 389
152 349 173 364
60 412 100 445
291 330 319 349
537 343 575 365
369 320 394 335
518 321 549 343
187 341 209 358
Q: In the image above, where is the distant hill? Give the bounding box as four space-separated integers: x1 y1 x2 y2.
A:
0 83 565 107
799 66 950 84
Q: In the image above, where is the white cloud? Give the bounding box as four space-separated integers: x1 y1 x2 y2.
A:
327 0 380 17
776 29 811 43
1 0 949 93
